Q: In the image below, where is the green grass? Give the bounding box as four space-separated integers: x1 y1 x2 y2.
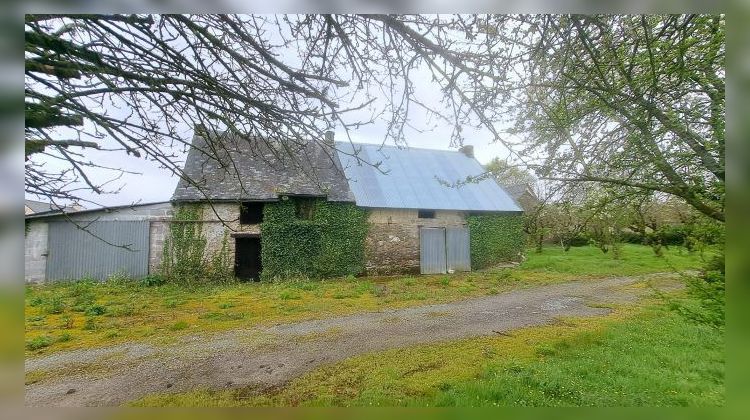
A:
132 296 724 407
25 244 712 356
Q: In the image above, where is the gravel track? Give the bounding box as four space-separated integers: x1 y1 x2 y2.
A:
25 274 677 406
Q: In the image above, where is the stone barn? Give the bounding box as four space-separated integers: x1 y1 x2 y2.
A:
170 130 524 280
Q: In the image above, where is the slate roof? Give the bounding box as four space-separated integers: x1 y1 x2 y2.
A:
335 142 522 212
171 133 354 202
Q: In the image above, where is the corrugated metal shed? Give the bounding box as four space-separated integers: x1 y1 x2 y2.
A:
46 221 149 281
335 142 522 212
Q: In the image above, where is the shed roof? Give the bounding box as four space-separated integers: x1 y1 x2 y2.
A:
25 201 171 220
25 199 82 215
171 133 354 202
335 142 521 212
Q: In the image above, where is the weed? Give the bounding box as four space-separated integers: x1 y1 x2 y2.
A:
57 332 72 343
85 305 107 316
41 295 65 315
279 290 302 300
82 317 97 331
59 315 74 329
169 321 189 331
217 302 235 309
440 277 451 286
163 298 184 309
140 274 166 287
107 304 135 317
104 330 120 339
26 336 52 351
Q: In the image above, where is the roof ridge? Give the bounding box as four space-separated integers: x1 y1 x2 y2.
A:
334 140 468 155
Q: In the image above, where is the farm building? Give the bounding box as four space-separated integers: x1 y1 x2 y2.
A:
170 130 523 280
24 202 173 283
24 129 524 283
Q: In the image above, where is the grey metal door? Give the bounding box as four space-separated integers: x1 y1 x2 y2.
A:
420 226 471 274
46 221 149 281
446 227 471 272
420 227 447 274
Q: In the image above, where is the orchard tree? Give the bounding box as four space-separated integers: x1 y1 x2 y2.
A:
489 14 725 222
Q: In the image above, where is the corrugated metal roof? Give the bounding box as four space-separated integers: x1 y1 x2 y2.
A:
335 142 522 212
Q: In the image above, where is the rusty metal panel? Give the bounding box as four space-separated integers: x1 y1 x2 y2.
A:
420 227 447 275
46 221 149 281
446 226 471 272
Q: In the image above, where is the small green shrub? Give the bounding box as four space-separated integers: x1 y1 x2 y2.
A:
440 277 451 286
620 230 645 244
26 336 52 351
139 274 165 287
57 332 72 343
673 253 725 329
41 295 65 315
568 234 590 247
84 305 107 316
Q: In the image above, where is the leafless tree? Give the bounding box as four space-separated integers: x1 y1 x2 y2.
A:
25 14 724 224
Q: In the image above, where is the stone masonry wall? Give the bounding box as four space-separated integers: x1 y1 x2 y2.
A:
148 221 168 273
365 208 467 275
199 203 260 272
24 221 48 283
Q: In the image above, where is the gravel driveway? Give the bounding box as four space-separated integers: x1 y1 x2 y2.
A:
25 274 677 406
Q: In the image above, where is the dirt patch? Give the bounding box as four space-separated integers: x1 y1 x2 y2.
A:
25 274 682 407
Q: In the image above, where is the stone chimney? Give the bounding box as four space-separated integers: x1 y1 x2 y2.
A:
324 130 335 146
459 145 474 158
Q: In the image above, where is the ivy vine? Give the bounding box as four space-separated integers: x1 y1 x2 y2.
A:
160 204 233 285
467 213 525 269
260 198 368 280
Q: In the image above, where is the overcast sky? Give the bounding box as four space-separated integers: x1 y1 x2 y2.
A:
26 18 516 209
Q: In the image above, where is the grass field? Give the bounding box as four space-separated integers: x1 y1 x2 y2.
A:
25 244 712 356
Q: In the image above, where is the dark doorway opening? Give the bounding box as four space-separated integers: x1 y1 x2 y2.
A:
235 237 262 281
240 202 264 224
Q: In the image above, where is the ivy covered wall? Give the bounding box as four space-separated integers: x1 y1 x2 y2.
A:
467 213 525 269
260 198 368 280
